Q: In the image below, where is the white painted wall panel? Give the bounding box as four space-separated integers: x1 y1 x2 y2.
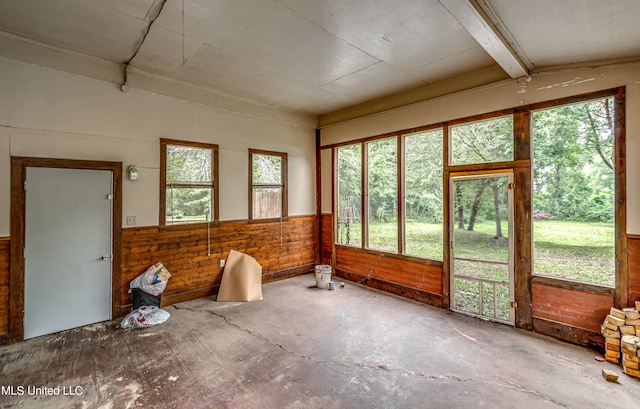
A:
0 57 317 235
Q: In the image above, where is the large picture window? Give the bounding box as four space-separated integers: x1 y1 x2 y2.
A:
532 97 615 286
249 149 287 220
160 138 218 225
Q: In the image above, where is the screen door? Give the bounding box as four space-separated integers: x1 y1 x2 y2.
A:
450 172 514 325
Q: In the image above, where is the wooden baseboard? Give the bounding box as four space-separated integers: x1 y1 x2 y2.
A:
532 317 604 351
263 263 315 283
0 333 8 345
335 269 444 307
118 264 316 317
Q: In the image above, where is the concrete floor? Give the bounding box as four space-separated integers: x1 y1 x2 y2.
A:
1 274 639 408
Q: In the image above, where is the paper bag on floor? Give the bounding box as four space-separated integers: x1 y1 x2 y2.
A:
217 250 263 302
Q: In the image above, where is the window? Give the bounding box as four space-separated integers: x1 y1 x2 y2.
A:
450 116 513 165
335 130 444 260
337 144 362 246
532 97 615 286
332 88 624 300
366 138 398 253
160 138 218 225
249 149 287 220
404 129 444 259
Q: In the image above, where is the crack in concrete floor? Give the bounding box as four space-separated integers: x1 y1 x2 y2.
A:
172 304 569 407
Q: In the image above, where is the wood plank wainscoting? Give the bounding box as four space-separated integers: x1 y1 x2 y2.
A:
335 247 444 307
628 234 640 304
1 228 639 348
0 216 316 343
323 214 444 307
322 218 640 350
531 279 613 349
121 215 317 316
321 214 333 266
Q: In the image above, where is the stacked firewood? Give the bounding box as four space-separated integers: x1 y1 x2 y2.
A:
601 301 640 378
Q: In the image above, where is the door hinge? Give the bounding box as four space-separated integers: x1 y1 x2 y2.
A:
510 301 518 309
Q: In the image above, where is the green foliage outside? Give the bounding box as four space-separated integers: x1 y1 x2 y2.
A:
533 99 614 223
337 144 362 246
451 115 514 164
532 98 615 284
334 96 616 324
337 130 443 259
367 138 398 252
252 154 282 184
166 145 213 223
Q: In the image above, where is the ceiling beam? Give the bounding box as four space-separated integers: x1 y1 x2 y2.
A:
439 0 529 79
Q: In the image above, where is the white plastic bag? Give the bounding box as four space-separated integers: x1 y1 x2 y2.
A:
120 306 171 329
129 262 171 296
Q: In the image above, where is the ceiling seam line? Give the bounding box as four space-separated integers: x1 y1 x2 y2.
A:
122 0 169 89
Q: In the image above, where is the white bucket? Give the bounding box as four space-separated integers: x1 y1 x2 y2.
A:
314 265 332 289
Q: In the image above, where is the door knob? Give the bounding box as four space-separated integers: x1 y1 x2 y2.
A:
101 254 110 261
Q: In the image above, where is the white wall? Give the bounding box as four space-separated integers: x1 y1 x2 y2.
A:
0 57 317 236
320 64 640 233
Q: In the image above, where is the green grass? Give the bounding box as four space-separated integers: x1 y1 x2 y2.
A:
533 220 614 286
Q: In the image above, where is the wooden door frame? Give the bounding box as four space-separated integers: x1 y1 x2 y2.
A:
448 170 515 325
9 157 122 343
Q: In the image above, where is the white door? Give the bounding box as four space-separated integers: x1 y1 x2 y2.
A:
24 167 112 339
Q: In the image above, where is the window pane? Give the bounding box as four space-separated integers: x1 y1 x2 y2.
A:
253 187 282 219
167 145 213 183
532 98 615 286
450 116 513 165
337 144 362 247
166 187 212 224
252 154 282 184
404 129 443 259
367 138 397 253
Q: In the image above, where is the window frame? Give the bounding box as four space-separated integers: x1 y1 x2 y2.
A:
332 125 445 265
328 87 625 300
160 138 219 227
248 148 288 221
529 94 619 288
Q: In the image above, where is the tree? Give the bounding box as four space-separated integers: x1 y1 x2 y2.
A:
337 144 362 245
166 145 213 220
532 98 614 222
451 116 513 233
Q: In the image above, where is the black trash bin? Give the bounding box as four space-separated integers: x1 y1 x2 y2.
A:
131 288 161 309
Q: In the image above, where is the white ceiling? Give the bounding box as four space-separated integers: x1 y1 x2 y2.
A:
0 0 639 118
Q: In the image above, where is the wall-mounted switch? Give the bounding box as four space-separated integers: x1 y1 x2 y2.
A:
220 259 225 268
126 216 137 225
